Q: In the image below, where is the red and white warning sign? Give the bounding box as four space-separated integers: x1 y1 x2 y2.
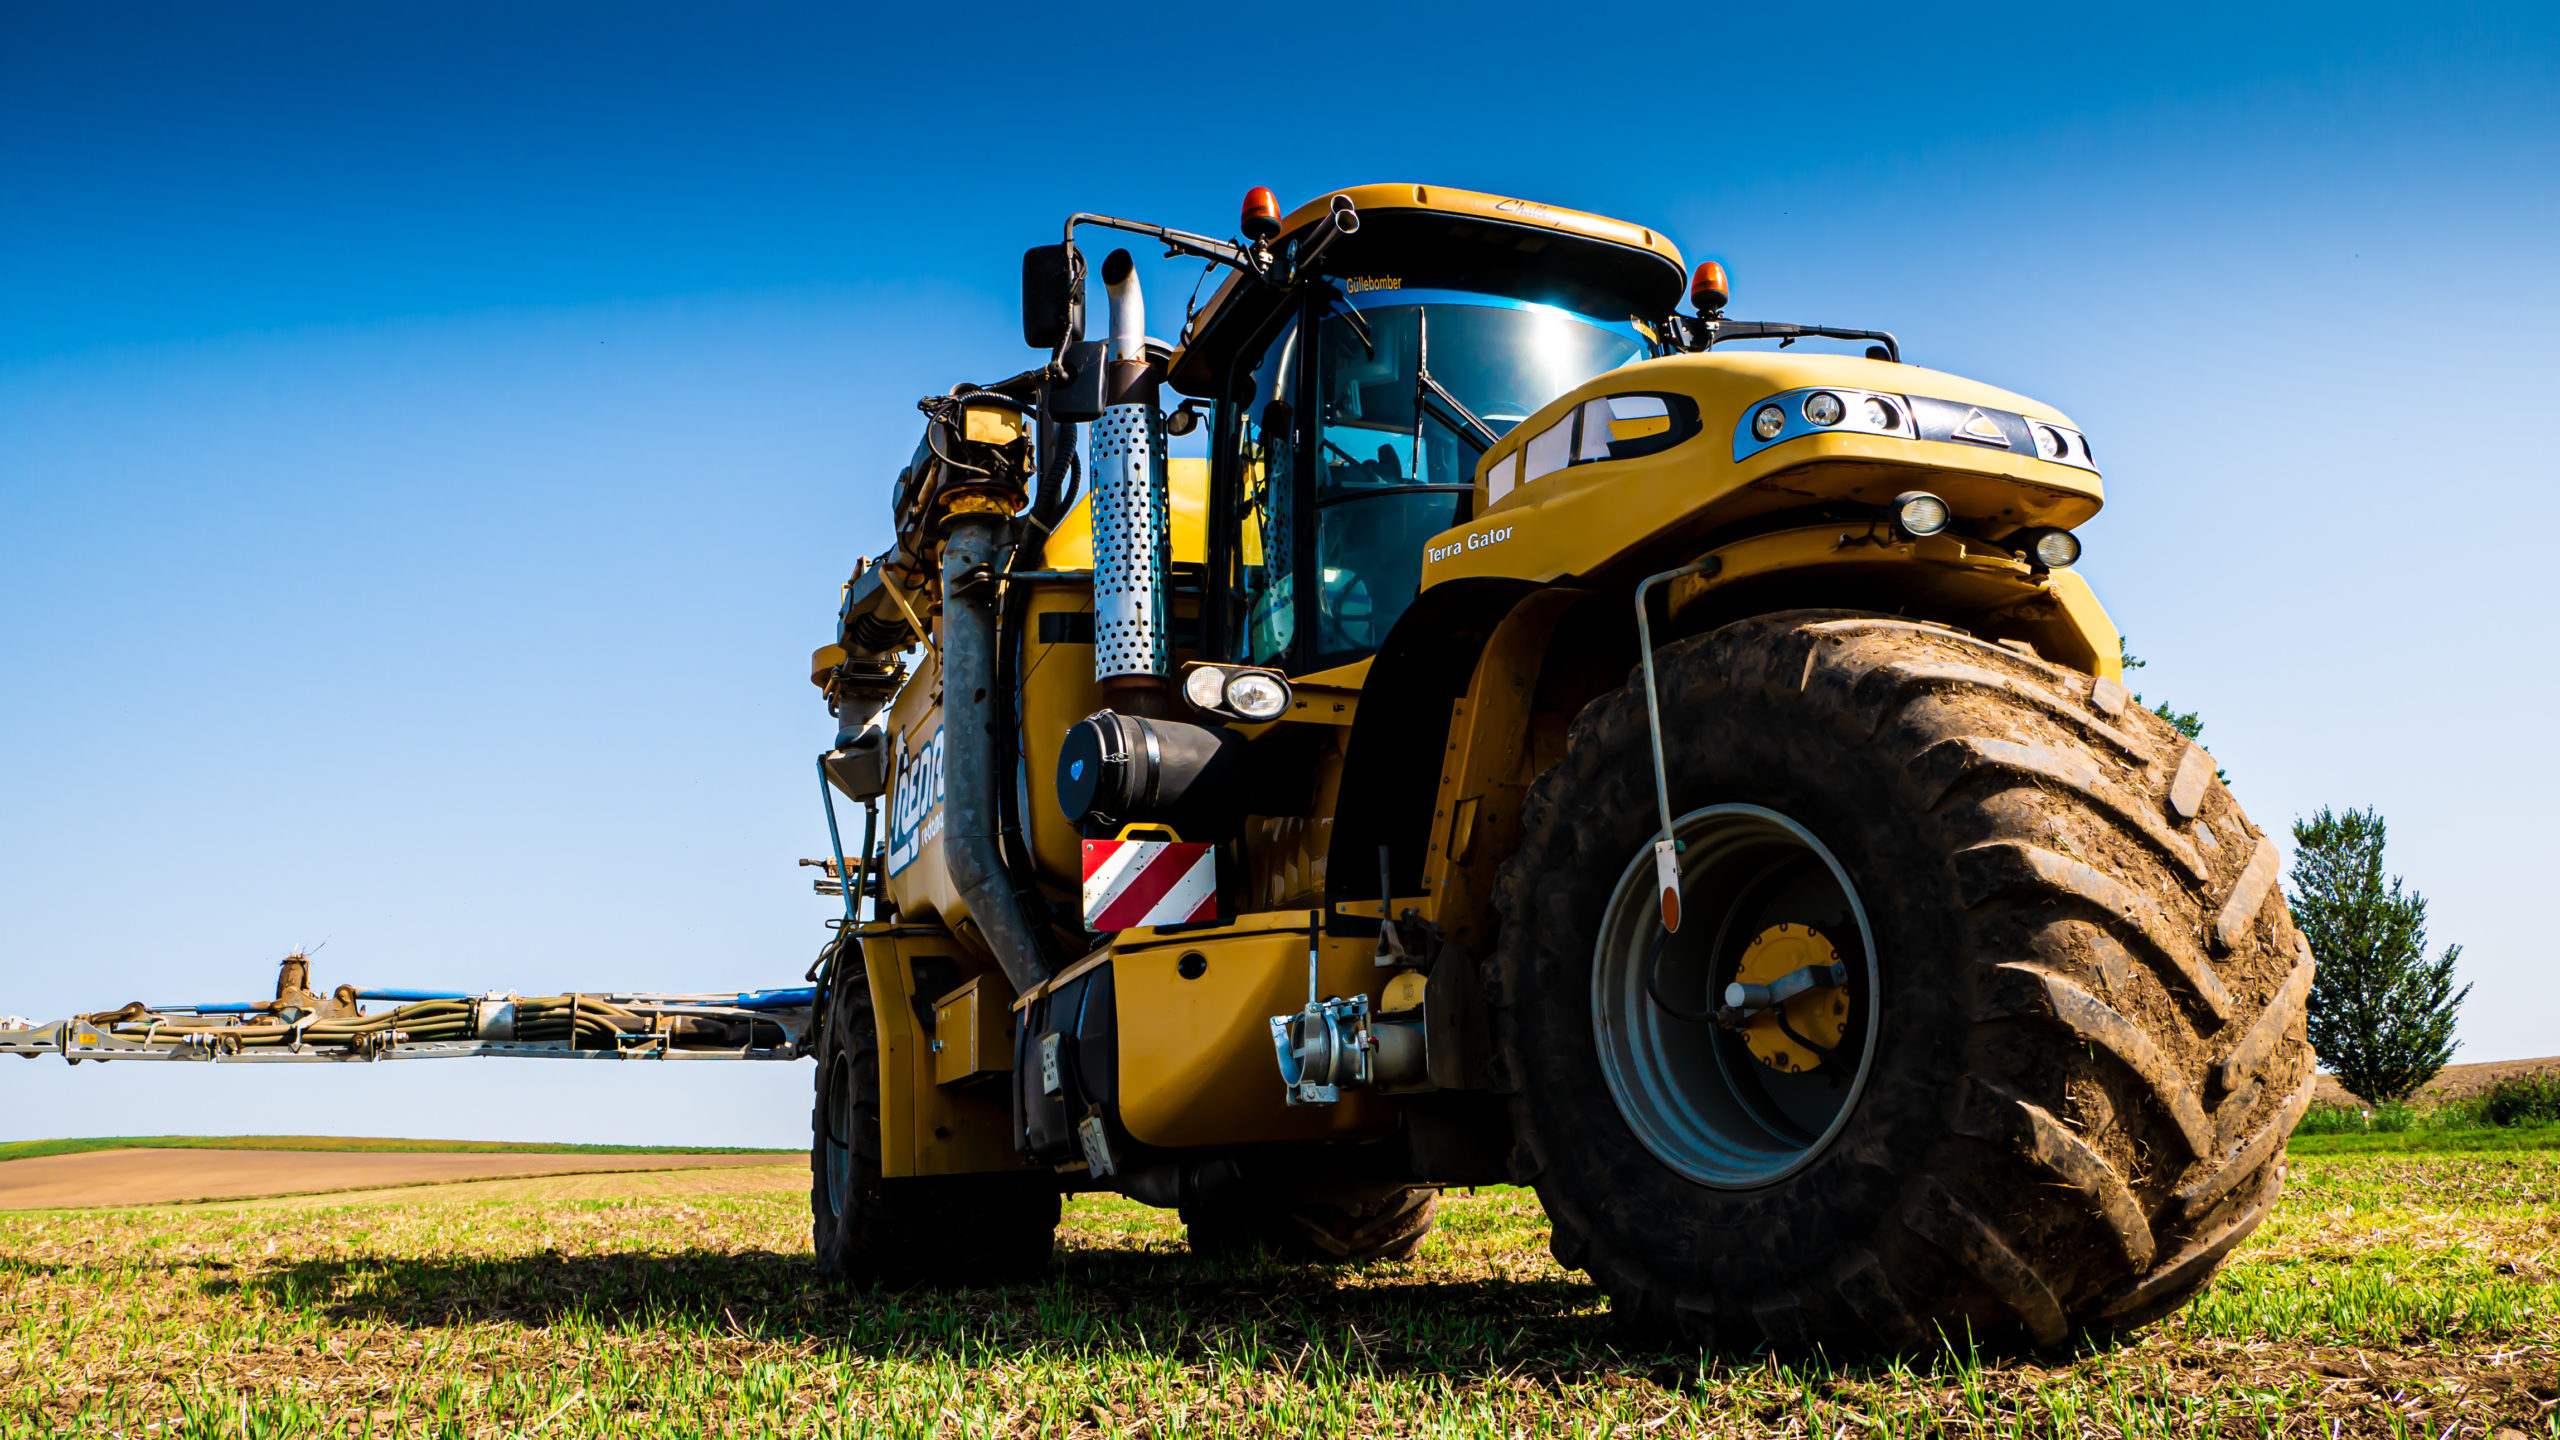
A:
1081 838 1219 932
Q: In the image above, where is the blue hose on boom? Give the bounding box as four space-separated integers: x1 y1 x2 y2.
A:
819 752 857 924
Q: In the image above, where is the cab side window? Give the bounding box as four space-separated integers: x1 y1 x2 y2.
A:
1489 391 1700 503
1308 303 1473 666
1224 317 1300 668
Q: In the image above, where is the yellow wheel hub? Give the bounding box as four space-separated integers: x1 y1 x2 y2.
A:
1732 923 1849 1074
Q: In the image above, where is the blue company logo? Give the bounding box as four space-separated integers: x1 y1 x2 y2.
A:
884 725 946 877
1069 760 1085 781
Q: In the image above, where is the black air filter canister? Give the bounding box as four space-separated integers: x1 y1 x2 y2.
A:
1056 710 1245 839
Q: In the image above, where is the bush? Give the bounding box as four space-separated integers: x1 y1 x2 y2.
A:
2294 1103 2373 1136
2477 1074 2560 1128
2293 1099 2423 1135
2293 1077 2560 1138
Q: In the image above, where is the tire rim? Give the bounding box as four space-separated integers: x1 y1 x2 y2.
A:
821 1050 854 1220
1591 804 1881 1188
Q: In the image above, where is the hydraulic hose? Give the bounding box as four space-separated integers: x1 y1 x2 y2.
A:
937 512 1056 997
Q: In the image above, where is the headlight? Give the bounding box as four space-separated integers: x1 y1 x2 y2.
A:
2028 529 2082 568
1752 404 1786 441
1183 665 1229 712
2033 424 2064 459
1224 671 1290 721
1802 392 1844 426
1893 491 1950 537
1179 662 1293 722
1863 396 1900 429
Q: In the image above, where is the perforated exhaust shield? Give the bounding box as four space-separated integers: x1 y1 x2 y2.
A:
1090 402 1171 680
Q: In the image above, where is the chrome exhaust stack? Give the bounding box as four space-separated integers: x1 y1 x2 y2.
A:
1090 248 1173 715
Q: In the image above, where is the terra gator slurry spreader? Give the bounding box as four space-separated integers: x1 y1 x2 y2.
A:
9 182 2315 1352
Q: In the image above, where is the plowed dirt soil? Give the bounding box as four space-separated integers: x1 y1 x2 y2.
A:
0 1147 792 1210
2315 1054 2560 1108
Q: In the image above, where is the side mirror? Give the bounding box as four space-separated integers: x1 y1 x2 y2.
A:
1022 244 1080 349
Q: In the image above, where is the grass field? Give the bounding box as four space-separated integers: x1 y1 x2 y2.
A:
2289 1124 2560 1158
3 1151 2555 1437
0 1136 794 1166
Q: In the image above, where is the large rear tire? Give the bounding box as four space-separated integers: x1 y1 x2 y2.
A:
1487 612 2314 1350
809 951 1059 1286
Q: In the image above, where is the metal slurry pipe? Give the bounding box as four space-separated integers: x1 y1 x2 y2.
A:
1090 249 1171 709
939 512 1054 995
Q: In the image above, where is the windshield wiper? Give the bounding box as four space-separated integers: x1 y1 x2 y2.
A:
1326 291 1375 356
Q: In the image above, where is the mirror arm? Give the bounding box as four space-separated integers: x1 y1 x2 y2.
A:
1064 213 1268 282
1674 317 1902 364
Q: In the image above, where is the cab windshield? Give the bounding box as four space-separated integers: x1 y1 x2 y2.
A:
1225 291 1645 672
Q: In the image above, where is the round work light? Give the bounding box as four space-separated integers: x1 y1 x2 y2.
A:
1183 666 1229 713
1224 671 1290 721
1893 491 1950 537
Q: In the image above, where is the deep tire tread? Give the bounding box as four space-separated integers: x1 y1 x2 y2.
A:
1978 961 2215 1159
1486 611 2314 1352
809 961 1058 1287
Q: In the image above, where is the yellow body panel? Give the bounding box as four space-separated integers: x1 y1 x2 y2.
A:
880 646 975 949
860 926 1028 1178
1111 918 1395 1148
1037 456 1209 570
810 643 847 687
1665 525 2123 678
1415 590 1585 946
1271 182 1682 272
931 974 1012 1087
1016 582 1106 884
1426 352 2101 591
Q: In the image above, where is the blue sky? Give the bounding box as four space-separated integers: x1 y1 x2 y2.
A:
3 2 2554 1146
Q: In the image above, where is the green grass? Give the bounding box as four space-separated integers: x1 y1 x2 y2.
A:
1 1153 2553 1437
2289 1121 2560 1156
0 1134 793 1165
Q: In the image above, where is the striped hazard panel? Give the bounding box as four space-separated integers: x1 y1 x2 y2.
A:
1081 839 1220 932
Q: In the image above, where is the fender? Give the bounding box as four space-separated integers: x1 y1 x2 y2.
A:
1323 576 1535 934
1332 529 2122 954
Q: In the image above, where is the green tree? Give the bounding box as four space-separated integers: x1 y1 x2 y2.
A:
2288 806 2467 1104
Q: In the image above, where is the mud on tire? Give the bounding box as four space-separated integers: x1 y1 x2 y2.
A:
1486 611 2314 1350
809 947 1059 1286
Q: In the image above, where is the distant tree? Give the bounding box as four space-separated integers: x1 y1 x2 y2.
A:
2119 638 2219 777
2289 807 2467 1104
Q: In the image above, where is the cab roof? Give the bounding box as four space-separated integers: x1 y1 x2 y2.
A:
1167 183 1688 398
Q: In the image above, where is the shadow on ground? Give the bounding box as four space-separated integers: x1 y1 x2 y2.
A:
220 1241 1932 1385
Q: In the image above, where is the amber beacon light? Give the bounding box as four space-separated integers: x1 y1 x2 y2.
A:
1240 187 1282 243
1690 260 1730 314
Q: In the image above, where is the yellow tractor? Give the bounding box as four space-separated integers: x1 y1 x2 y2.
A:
803 183 2314 1349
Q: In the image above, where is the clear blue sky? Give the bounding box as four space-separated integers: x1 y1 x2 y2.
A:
4 2 2554 1146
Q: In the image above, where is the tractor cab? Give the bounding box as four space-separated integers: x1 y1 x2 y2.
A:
1167 186 1690 675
